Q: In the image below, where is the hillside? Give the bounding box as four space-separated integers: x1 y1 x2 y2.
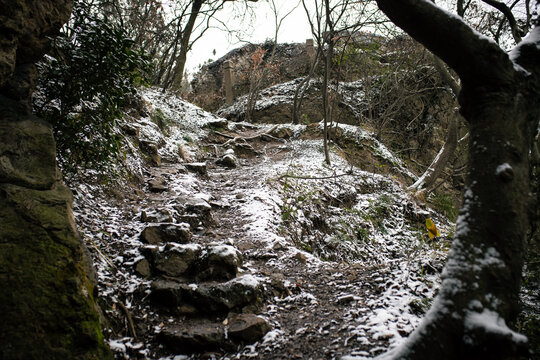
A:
70 87 455 359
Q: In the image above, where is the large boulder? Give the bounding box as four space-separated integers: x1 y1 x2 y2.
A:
0 1 112 358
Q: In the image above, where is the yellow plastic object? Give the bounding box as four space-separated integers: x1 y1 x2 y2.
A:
426 218 440 240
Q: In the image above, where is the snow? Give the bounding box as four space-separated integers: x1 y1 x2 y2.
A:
230 275 261 288
72 84 460 359
465 309 528 344
495 162 512 176
262 329 285 344
509 25 540 72
455 187 473 238
209 244 239 258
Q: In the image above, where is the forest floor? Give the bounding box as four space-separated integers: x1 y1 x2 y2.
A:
72 89 453 359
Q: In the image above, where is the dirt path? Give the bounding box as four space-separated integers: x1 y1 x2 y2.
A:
75 122 444 360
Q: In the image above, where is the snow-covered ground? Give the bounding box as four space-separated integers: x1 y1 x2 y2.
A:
72 87 452 359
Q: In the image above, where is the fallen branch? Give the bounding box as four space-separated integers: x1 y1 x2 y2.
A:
117 300 137 339
82 234 117 271
213 125 285 147
278 169 354 180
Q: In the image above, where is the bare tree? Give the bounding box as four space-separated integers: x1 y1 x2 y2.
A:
374 0 540 358
244 0 300 122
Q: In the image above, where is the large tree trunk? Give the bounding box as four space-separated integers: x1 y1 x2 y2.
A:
375 0 540 358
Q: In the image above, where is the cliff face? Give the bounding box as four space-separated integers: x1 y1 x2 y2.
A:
190 42 312 112
0 1 111 358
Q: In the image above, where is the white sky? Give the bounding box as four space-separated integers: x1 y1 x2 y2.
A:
185 1 313 74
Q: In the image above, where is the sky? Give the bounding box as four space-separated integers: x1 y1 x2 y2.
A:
184 1 313 74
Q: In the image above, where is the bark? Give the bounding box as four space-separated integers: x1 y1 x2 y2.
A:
170 0 203 90
322 0 334 165
409 113 459 192
375 0 540 358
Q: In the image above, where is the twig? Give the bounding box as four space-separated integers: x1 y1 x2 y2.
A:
82 234 117 270
117 300 137 339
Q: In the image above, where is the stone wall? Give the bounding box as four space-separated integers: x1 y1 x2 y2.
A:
0 1 111 358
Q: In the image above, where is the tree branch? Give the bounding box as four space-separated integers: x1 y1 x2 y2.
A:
375 0 514 87
480 0 522 43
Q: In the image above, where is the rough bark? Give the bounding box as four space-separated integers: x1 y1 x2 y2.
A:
322 0 334 165
170 0 203 90
0 1 111 358
375 0 540 358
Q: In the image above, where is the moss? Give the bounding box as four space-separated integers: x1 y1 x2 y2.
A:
0 184 112 360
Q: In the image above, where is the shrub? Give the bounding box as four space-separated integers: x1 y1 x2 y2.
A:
34 0 151 174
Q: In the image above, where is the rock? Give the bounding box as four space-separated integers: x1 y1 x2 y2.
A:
148 176 168 192
135 259 151 278
0 116 57 189
177 214 202 228
153 243 202 277
196 245 242 282
232 143 260 158
140 223 192 245
228 314 271 343
185 162 207 176
183 199 214 226
218 153 238 168
203 119 229 130
0 1 112 358
293 252 308 264
139 140 161 166
140 209 174 223
271 126 293 139
150 280 190 308
195 275 264 314
158 321 232 353
150 275 263 314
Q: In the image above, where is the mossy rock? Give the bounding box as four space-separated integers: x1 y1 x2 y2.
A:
0 183 112 360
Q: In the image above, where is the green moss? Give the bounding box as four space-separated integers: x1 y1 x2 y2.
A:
0 184 112 360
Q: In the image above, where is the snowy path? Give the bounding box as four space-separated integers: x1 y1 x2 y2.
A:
73 99 449 359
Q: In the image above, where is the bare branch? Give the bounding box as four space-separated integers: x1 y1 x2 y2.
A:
375 0 515 87
480 0 522 43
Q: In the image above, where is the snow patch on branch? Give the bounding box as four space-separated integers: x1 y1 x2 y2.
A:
509 25 540 71
465 309 528 344
455 187 474 238
495 162 512 176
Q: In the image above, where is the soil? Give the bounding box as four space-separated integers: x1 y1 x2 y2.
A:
74 121 444 360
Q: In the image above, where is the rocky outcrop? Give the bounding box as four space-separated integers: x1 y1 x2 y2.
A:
190 42 312 112
0 1 111 359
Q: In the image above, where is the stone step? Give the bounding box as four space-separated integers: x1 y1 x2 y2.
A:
141 244 242 281
157 314 270 354
150 275 263 315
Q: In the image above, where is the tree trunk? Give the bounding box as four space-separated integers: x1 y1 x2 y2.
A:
375 0 540 358
322 0 333 165
170 0 203 91
409 113 459 192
